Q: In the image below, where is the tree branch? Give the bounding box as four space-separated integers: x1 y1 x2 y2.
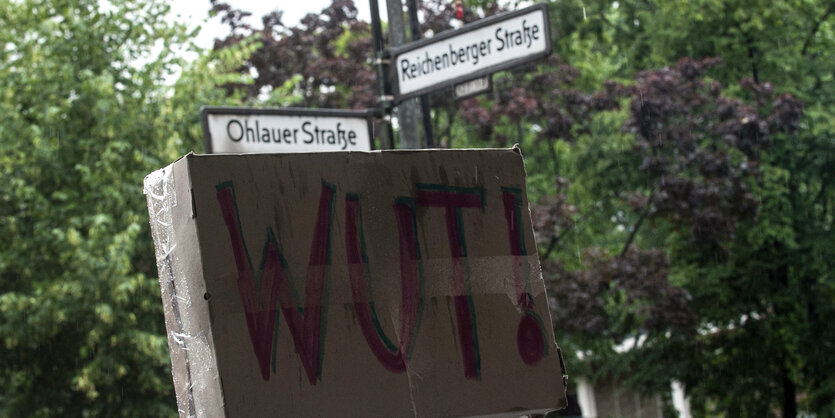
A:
541 235 561 260
747 41 760 84
540 213 589 260
801 4 834 56
548 138 561 179
620 188 656 257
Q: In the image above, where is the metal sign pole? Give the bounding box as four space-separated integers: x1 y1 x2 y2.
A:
406 0 434 148
386 0 424 149
369 0 395 149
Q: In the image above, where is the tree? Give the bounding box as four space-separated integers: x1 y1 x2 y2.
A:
0 0 189 415
541 57 833 416
532 1 835 415
208 0 377 109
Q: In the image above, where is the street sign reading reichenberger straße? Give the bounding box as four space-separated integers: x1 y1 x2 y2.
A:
390 4 551 102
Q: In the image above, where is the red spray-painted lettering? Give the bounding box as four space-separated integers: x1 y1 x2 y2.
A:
502 187 547 366
345 195 423 373
216 181 334 384
216 181 545 383
415 185 484 380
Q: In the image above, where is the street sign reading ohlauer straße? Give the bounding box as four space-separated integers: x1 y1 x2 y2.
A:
201 106 374 154
390 4 550 102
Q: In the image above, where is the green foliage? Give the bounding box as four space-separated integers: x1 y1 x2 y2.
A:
0 0 190 415
537 1 835 415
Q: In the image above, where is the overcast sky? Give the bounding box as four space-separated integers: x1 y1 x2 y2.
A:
169 0 387 49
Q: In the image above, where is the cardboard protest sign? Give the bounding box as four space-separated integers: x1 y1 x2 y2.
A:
144 148 566 417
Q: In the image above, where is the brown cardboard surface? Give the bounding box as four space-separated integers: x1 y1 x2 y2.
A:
144 148 566 417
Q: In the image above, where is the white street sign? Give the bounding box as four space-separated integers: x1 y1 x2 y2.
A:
391 4 550 102
201 107 374 154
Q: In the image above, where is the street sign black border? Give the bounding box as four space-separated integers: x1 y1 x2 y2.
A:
201 106 376 154
389 3 551 103
454 75 493 101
